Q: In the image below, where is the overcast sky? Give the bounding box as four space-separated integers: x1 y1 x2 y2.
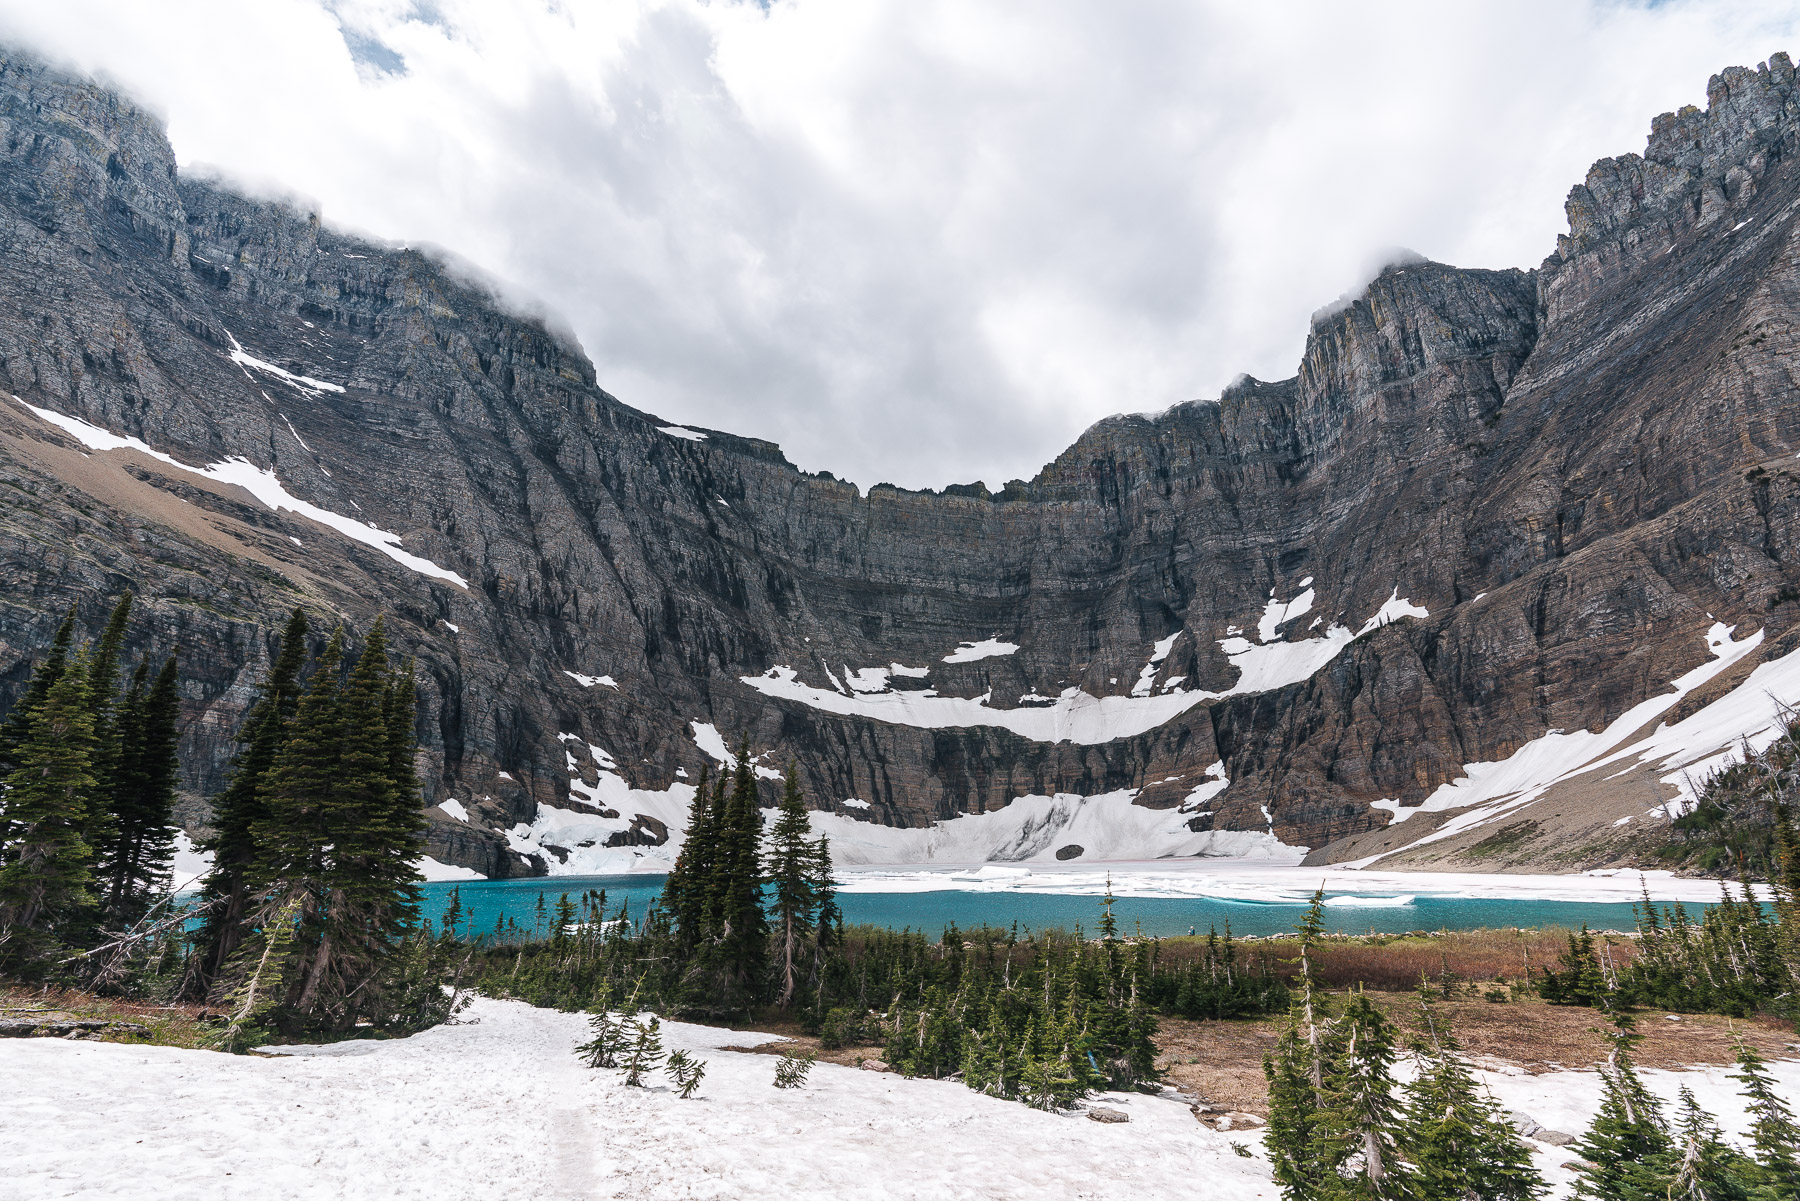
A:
2 1 1795 490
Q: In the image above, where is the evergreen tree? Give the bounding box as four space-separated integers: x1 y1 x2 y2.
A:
0 662 98 972
716 740 767 989
662 764 712 944
194 607 308 991
97 656 181 926
81 593 133 863
1731 1040 1800 1197
247 626 348 1024
622 1015 666 1086
1403 990 1545 1201
0 606 76 851
767 768 816 1007
1658 1088 1753 1201
1265 887 1337 1200
665 1049 706 1098
1572 1012 1673 1201
1315 988 1412 1200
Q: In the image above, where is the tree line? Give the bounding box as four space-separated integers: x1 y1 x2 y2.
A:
0 601 450 1044
0 596 181 975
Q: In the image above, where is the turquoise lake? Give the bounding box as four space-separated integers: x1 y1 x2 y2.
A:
417 874 1666 941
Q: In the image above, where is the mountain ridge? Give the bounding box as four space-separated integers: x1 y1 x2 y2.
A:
1 46 1799 878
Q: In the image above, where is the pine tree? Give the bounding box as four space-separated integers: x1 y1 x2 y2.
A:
0 661 98 972
665 1049 706 1098
98 656 181 926
0 606 76 851
194 607 308 992
1265 886 1337 1201
1731 1040 1800 1197
247 625 347 1024
662 763 712 944
1404 990 1545 1201
1572 1012 1673 1201
767 768 816 1007
716 740 767 991
81 593 133 866
622 1015 666 1086
1658 1088 1753 1201
1315 988 1412 1200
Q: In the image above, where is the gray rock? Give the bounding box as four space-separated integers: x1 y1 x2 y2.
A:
1085 1106 1129 1124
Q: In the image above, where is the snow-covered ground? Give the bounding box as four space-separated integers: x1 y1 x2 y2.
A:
0 997 1264 1201
2 996 1791 1200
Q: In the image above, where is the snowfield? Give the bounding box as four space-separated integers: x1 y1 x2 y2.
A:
0 997 1264 1201
1 996 1792 1200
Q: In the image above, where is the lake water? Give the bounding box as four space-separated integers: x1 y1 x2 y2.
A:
417 874 1663 941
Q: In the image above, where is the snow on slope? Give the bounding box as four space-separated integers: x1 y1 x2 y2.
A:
1367 622 1794 854
502 734 698 875
742 586 1429 745
225 330 345 396
810 787 1303 866
12 396 468 588
943 636 1020 663
3 995 1789 1200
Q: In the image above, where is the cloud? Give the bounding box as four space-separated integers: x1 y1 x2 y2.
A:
0 0 1796 490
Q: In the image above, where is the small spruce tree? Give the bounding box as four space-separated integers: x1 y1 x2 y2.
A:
1571 1011 1673 1201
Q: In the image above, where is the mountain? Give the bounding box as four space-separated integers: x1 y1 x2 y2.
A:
2 48 1799 879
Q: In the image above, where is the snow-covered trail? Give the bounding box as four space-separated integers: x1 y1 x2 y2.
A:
0 996 1266 1201
3 996 1794 1200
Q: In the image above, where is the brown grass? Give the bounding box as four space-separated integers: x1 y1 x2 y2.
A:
1157 927 1639 992
0 983 218 1049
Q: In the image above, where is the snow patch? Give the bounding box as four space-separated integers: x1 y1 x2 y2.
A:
417 856 486 882
438 799 469 823
564 671 618 689
168 831 213 893
658 425 707 441
691 721 735 766
225 330 345 395
504 734 699 874
943 637 1020 664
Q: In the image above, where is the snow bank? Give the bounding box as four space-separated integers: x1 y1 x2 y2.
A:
812 789 1305 867
741 588 1428 745
13 397 468 588
0 996 1280 1201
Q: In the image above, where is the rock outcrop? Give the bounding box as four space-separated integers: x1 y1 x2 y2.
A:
2 48 1799 875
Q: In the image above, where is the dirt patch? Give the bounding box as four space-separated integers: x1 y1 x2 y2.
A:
1150 993 1797 1117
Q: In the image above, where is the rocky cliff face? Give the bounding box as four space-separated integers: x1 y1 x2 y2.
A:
2 48 1799 877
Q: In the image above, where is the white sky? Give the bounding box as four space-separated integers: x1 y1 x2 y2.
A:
2 1 1795 490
